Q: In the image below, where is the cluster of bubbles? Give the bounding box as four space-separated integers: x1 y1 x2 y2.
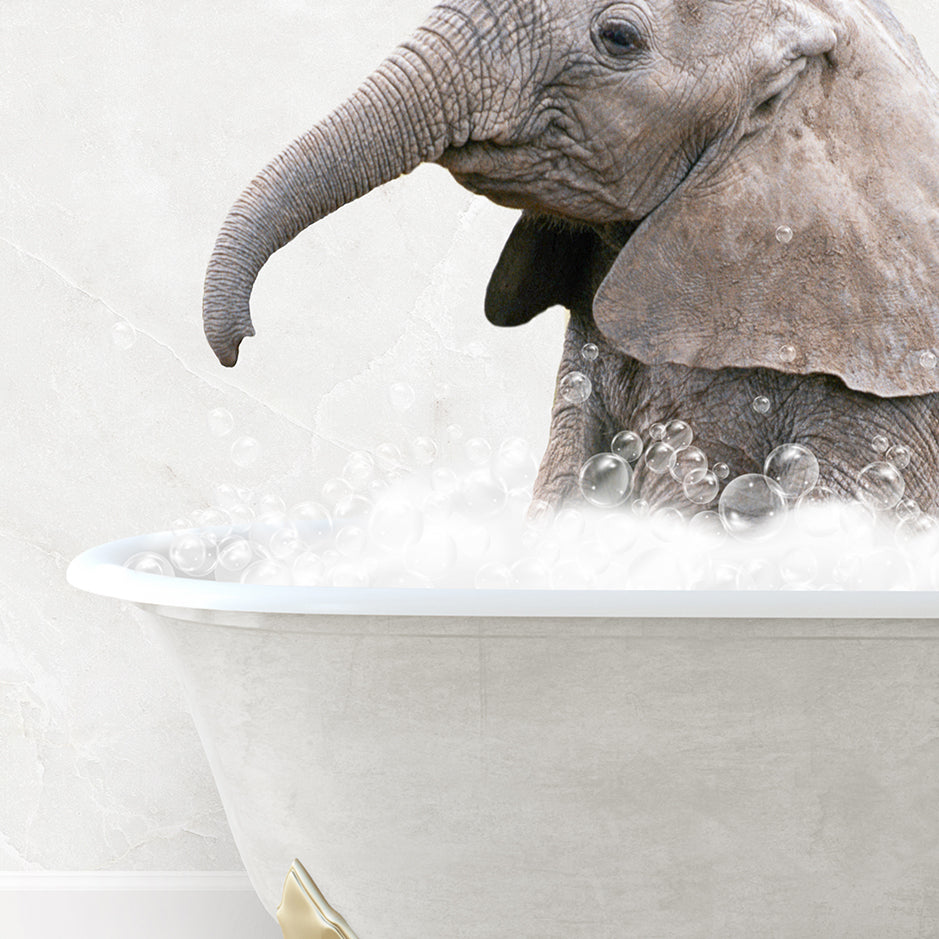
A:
123 378 939 590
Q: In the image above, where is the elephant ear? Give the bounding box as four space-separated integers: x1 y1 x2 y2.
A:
485 213 600 326
594 0 939 397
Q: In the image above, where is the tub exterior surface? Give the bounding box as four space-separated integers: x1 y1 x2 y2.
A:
141 607 939 939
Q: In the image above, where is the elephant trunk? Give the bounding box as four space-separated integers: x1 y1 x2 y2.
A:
203 20 479 365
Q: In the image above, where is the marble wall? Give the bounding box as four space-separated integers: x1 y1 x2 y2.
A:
2 0 937 873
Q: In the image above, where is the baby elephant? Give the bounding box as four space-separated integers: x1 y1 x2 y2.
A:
203 0 939 513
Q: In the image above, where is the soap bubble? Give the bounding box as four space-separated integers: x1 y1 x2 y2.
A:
752 396 771 415
597 511 639 552
445 424 464 444
554 507 586 541
475 562 513 589
885 444 911 470
687 510 724 541
780 548 818 585
578 453 633 507
511 557 551 588
525 499 555 531
713 462 730 480
249 512 290 557
663 420 693 451
856 462 905 510
207 408 234 437
718 474 787 540
648 423 666 441
559 371 592 404
335 525 367 557
333 494 373 525
920 350 937 370
871 435 888 453
895 512 937 546
778 344 797 364
611 430 643 464
431 467 459 495
492 437 537 489
292 552 325 586
388 381 415 412
645 441 677 475
269 525 304 561
342 451 376 489
321 477 354 507
241 559 291 585
111 321 137 349
461 470 508 517
231 435 260 467
895 498 921 522
289 501 333 543
775 225 793 243
464 437 491 466
217 537 254 573
631 499 651 518
737 557 782 590
169 532 217 575
368 499 423 551
670 446 707 482
256 493 286 515
651 507 686 542
552 558 595 589
763 443 820 500
683 468 720 505
411 436 438 465
125 552 174 576
330 564 370 588
581 342 599 361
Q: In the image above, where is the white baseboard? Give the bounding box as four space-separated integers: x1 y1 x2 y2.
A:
0 872 282 939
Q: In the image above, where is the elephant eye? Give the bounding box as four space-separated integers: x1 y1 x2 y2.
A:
596 20 645 57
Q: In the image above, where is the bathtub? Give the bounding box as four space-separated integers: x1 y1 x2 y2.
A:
68 530 939 938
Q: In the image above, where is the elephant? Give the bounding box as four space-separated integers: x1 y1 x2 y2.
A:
202 0 939 516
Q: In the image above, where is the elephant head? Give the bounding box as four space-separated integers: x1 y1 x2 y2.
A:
203 0 939 401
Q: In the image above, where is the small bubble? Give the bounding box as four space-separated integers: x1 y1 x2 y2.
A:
648 422 666 441
669 446 707 482
920 350 937 370
492 437 536 489
871 434 888 453
207 408 234 437
645 441 677 475
124 551 174 576
857 461 905 510
292 551 325 586
611 430 643 464
461 470 508 518
169 532 217 575
713 462 730 480
241 559 291 585
581 342 599 362
475 562 513 589
778 344 797 363
411 436 438 465
368 499 423 551
374 442 405 472
445 424 464 444
683 468 720 505
559 371 592 404
342 450 376 489
663 420 693 451
230 435 260 467
895 498 920 522
464 437 491 466
763 443 819 500
388 381 416 412
631 499 651 518
333 494 373 526
578 453 633 508
335 525 367 558
775 225 793 244
111 321 137 349
752 395 771 415
321 477 353 507
217 537 254 573
885 444 911 470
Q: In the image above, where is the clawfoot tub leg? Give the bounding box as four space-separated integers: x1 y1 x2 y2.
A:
277 859 360 939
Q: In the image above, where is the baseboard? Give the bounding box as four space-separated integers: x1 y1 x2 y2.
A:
0 871 282 939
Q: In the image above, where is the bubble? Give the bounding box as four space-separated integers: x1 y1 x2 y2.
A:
737 557 782 590
217 537 254 573
206 407 234 438
241 559 291 586
124 552 174 576
763 443 820 500
683 468 720 505
342 450 376 489
333 494 373 526
431 467 460 495
895 498 921 522
388 381 416 412
648 422 666 440
227 503 254 526
581 342 599 362
871 435 888 453
920 350 937 370
375 442 405 472
651 507 686 542
269 525 304 561
597 511 638 552
611 430 643 464
669 446 707 482
335 525 367 558
411 436 438 465
492 437 537 489
632 499 651 518
856 461 905 510
554 507 585 541
169 532 217 575
321 477 354 507
368 499 424 551
445 424 464 444
713 462 730 480
895 512 937 546
330 564 369 588
752 396 771 415
780 548 818 586
663 420 693 451
475 562 513 589
231 435 260 467
718 474 787 540
885 444 911 470
645 441 677 475
578 453 633 507
435 381 452 401
778 344 797 364
111 321 137 349
795 486 841 536
559 371 592 404
190 507 232 540
552 558 596 589
249 512 289 557
687 510 724 541
256 493 286 515
525 499 555 531
511 557 551 588
292 552 325 586
461 470 508 517
775 225 793 244
289 501 333 543
464 437 491 466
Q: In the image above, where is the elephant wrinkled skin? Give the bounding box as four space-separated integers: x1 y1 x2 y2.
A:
202 0 939 512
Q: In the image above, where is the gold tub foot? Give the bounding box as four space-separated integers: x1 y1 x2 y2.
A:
277 859 360 939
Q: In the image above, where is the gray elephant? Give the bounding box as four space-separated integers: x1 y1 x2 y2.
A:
203 0 939 514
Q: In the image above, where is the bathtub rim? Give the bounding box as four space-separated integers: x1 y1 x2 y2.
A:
66 529 939 620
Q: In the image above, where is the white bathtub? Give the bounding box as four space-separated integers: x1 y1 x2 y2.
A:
68 531 939 938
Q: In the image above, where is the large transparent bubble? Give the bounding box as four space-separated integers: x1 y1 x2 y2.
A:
763 444 820 501
578 453 633 507
718 474 788 540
